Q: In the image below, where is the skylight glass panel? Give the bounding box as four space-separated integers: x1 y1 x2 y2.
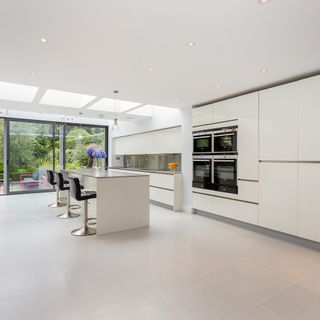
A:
39 89 96 108
0 81 38 103
127 105 154 117
87 98 141 113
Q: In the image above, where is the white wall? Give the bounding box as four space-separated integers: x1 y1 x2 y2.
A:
110 106 193 212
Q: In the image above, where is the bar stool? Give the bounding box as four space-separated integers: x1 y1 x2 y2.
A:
55 173 80 219
47 170 66 208
69 176 97 236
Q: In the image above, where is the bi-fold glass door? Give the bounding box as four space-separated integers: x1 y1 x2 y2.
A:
8 120 56 193
0 118 107 195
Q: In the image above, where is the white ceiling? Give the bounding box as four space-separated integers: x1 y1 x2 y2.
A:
0 0 319 120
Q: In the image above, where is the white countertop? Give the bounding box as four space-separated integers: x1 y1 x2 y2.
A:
63 168 148 179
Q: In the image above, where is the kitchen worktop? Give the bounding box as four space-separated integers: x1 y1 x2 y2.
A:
109 167 181 175
64 168 148 179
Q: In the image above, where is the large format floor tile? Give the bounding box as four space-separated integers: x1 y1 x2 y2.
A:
262 284 320 320
1 192 320 320
160 275 253 320
209 258 294 302
94 293 188 320
231 305 284 320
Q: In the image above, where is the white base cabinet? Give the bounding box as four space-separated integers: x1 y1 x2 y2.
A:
298 163 320 242
259 163 298 235
110 169 182 211
192 191 259 225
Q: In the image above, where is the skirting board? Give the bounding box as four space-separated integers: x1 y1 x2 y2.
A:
194 209 320 252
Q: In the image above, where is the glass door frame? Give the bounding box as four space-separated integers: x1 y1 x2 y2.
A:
6 118 56 195
1 117 108 195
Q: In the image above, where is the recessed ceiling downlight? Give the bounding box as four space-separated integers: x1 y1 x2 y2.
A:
259 0 270 4
261 68 268 73
147 67 154 71
187 42 196 47
41 37 48 43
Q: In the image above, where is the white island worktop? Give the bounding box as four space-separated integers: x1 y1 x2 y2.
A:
64 168 150 235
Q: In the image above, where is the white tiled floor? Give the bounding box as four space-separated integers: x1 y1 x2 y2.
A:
1 193 320 320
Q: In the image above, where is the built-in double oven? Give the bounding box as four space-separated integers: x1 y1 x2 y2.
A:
192 125 238 194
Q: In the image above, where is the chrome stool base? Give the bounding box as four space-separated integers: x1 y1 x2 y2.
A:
71 225 96 236
70 204 81 209
57 211 80 219
48 202 67 208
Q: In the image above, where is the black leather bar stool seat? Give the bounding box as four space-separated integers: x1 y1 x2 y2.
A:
69 176 97 236
55 172 80 219
47 170 66 208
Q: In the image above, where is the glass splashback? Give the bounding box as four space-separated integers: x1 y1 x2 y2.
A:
113 154 181 172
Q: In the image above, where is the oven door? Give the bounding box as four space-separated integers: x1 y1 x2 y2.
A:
214 132 237 154
193 134 212 153
213 159 238 193
192 158 213 189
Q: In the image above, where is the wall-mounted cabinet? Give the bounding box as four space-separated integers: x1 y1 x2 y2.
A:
259 82 299 161
113 126 181 155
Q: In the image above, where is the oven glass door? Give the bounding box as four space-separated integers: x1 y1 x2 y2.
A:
214 160 237 187
193 135 212 153
193 159 212 186
214 133 237 153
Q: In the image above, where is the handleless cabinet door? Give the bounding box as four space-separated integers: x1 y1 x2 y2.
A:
298 163 320 242
192 105 213 127
298 75 320 160
213 97 240 123
237 92 259 180
259 82 298 161
259 162 298 235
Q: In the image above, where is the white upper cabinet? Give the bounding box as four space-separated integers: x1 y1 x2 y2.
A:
298 75 320 160
259 82 298 161
213 96 240 123
259 162 298 236
113 126 181 155
298 163 320 242
192 104 213 127
237 93 259 180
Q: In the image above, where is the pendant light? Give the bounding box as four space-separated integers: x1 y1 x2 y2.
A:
77 112 83 140
112 90 119 130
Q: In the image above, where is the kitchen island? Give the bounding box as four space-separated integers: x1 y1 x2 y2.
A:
63 168 150 235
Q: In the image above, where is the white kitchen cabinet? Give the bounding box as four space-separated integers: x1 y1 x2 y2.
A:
237 93 259 180
259 82 298 161
113 126 181 155
259 163 298 235
298 163 320 242
238 202 259 225
298 75 320 160
238 180 259 203
192 104 214 127
192 193 238 220
213 96 240 123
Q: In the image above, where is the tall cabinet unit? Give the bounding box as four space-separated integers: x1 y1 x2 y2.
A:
259 82 299 161
192 92 259 226
297 75 320 242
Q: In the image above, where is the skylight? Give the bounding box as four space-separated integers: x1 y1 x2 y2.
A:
87 98 142 113
127 105 154 117
0 81 38 103
39 89 96 108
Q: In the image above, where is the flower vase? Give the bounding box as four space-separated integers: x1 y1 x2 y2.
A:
93 158 102 170
87 157 93 168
